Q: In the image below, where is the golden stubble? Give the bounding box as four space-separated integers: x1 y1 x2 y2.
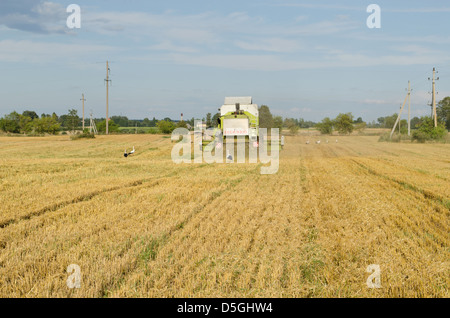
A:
0 134 448 297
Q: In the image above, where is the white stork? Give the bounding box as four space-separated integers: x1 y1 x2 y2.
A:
226 149 233 162
124 146 135 157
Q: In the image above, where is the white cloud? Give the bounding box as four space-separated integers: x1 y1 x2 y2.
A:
0 0 67 34
362 99 393 105
290 107 312 113
148 41 198 53
165 49 450 71
0 40 114 63
235 38 303 53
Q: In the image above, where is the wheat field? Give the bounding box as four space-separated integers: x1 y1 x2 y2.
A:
0 134 448 298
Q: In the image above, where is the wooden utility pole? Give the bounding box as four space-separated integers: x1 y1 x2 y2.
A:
407 81 411 136
89 111 98 135
105 61 111 135
390 84 409 139
429 67 439 127
81 93 86 131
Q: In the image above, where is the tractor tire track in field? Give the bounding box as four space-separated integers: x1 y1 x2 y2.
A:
362 156 450 183
1 166 249 297
0 164 213 230
348 158 449 251
99 175 251 297
350 158 449 211
0 179 151 229
0 169 186 230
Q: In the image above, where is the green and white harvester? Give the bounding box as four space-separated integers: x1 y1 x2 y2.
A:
217 97 259 145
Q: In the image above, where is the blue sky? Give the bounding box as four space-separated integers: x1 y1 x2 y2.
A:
1 0 450 122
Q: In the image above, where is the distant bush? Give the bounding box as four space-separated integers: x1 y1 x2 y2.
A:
411 131 427 143
334 113 354 135
316 117 334 135
355 122 367 134
157 120 176 134
97 119 120 133
70 132 95 140
378 132 411 143
412 117 447 142
379 117 448 143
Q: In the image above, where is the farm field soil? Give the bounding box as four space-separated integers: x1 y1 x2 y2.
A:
0 134 448 297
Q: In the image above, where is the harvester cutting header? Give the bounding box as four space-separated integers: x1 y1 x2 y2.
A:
217 97 259 143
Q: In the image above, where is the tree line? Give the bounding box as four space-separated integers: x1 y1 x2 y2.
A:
1 97 449 135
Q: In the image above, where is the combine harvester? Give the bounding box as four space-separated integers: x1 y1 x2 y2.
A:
217 96 259 147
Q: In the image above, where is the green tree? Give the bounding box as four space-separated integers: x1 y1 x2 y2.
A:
32 116 60 134
412 116 447 142
283 118 298 134
22 110 39 120
128 120 141 128
66 109 80 132
111 116 129 127
316 117 334 135
410 116 421 129
437 96 450 129
0 112 21 133
97 119 120 133
206 113 212 128
157 120 176 134
355 121 367 133
142 118 151 127
273 116 283 132
211 113 220 127
19 115 33 134
399 119 408 134
384 114 397 129
354 117 363 124
300 119 316 128
334 113 354 134
176 120 188 129
259 105 273 129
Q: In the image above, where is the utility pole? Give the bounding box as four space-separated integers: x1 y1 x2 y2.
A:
90 111 98 135
80 93 86 132
105 61 111 135
407 81 411 136
429 67 439 127
390 83 410 139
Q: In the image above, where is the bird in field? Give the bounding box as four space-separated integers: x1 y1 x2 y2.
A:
316 140 321 144
124 146 135 157
306 140 310 144
226 149 233 162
